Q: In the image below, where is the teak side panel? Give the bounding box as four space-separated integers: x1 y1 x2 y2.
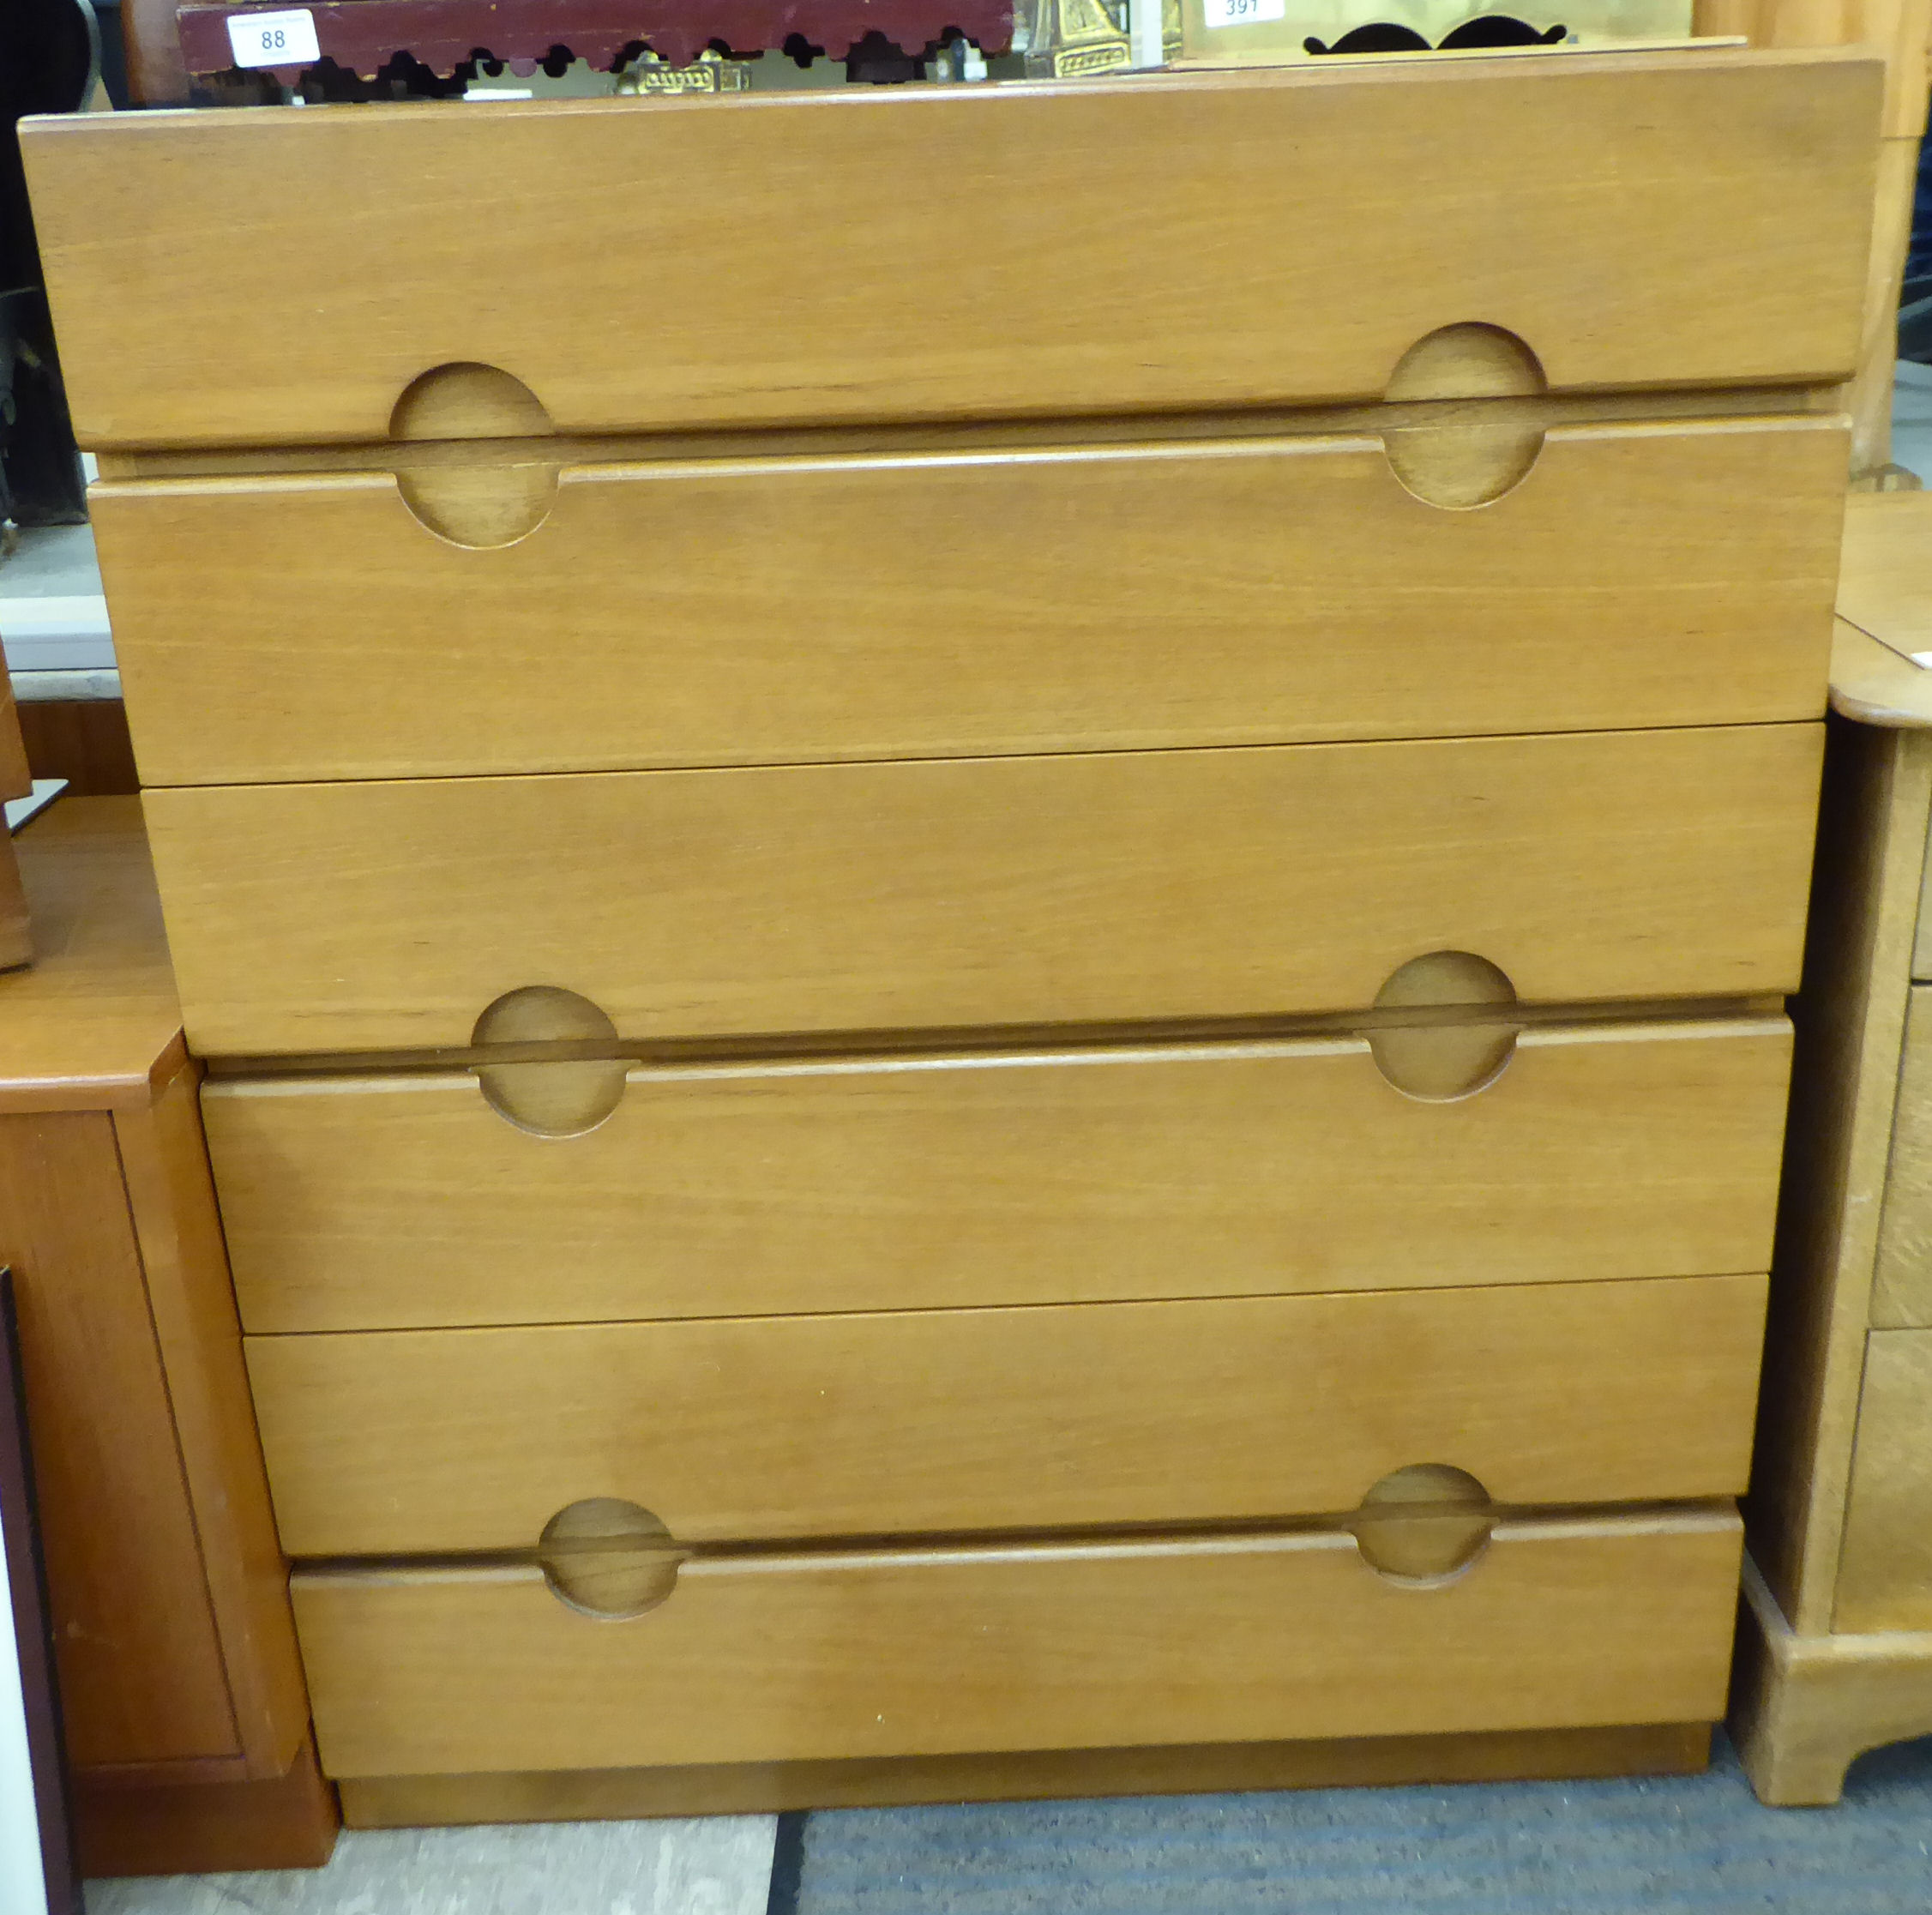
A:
1870 985 1932 1327
145 726 1824 1056
21 53 1879 447
1749 722 1931 1633
112 1073 310 1777
0 840 29 973
0 1111 238 1767
208 1021 1793 1334
246 1274 1768 1558
0 671 31 803
96 419 1846 784
1833 1328 1932 1632
1917 799 1932 979
292 1515 1744 1777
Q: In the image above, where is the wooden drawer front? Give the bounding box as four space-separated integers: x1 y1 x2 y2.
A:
148 726 1821 1057
208 1020 1791 1334
1873 987 1932 1328
99 419 1845 786
248 1274 1766 1558
25 55 1875 448
1834 1330 1932 1633
292 1512 1744 1777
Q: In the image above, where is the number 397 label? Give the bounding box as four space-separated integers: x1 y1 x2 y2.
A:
1204 0 1286 23
226 8 321 67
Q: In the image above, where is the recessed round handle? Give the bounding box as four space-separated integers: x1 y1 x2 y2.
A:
390 363 555 442
472 987 629 1136
473 985 620 1049
539 1498 683 1620
1381 323 1546 509
390 364 558 547
1351 1464 1494 1585
476 1059 629 1138
1367 952 1518 1101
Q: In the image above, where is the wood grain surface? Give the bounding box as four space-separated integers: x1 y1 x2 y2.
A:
1917 810 1932 982
145 725 1823 1056
1833 1328 1932 1630
21 51 1879 447
208 1019 1792 1333
0 798 184 1109
1732 1555 1932 1806
1827 497 1932 728
113 1071 310 1777
1828 617 1932 728
1870 985 1932 1326
246 1273 1766 1557
94 417 1848 783
292 1511 1744 1777
75 1732 338 1878
0 671 32 803
1694 3 1932 474
0 1111 238 1767
1838 492 1932 662
337 1723 1712 1823
0 840 29 974
1694 1 1929 138
15 697 141 798
1748 723 1929 1633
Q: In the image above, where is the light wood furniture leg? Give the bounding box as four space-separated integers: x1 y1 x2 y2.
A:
1733 1560 1932 1805
1736 502 1932 1803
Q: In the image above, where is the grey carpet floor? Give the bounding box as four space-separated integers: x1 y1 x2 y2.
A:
771 1736 1932 1915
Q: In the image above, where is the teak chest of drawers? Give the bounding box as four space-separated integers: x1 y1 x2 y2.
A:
23 48 1880 1822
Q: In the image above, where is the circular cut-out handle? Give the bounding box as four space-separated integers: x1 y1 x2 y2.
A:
1368 952 1518 1101
473 985 619 1051
1385 324 1545 404
390 363 554 441
1381 323 1546 509
476 1058 629 1139
539 1498 683 1620
1351 1464 1494 1584
390 364 559 547
472 988 627 1136
397 461 558 550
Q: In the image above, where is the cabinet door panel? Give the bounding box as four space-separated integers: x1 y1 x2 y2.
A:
0 1112 237 1766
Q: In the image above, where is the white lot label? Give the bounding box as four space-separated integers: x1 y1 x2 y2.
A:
1203 0 1287 24
226 9 321 66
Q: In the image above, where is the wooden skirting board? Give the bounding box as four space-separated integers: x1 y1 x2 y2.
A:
74 1733 337 1878
340 1723 1712 1828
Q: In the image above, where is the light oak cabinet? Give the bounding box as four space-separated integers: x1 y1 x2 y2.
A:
22 48 1878 1823
1735 495 1932 1802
